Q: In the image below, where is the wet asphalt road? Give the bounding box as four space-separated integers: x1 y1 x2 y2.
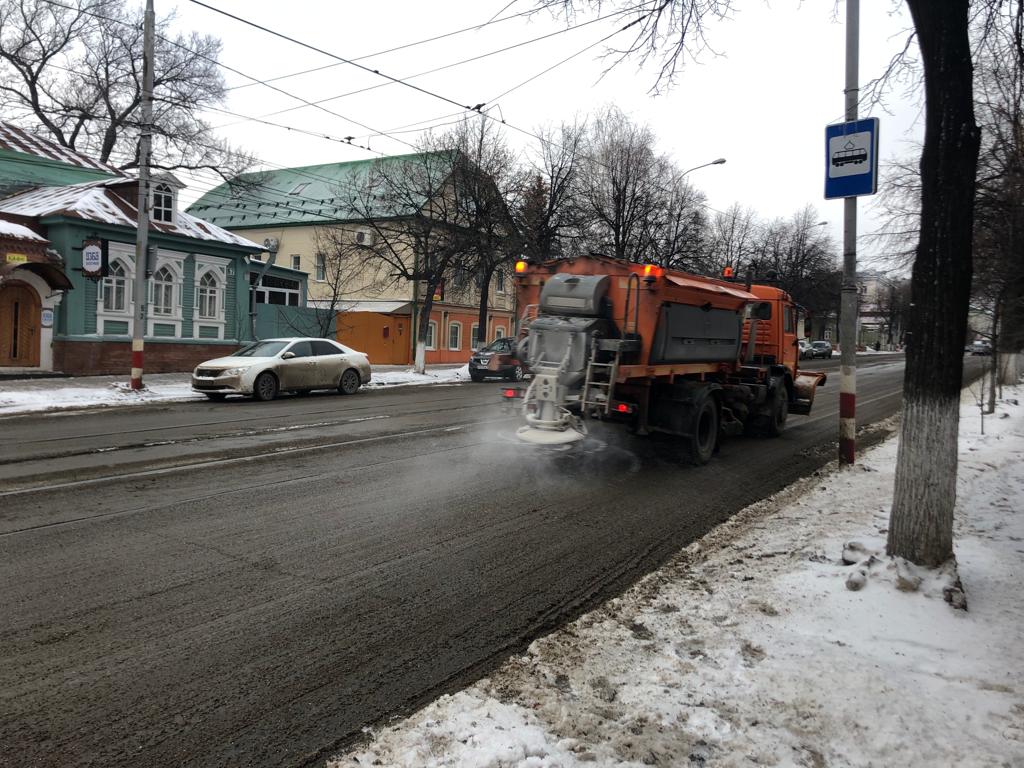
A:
0 355 980 767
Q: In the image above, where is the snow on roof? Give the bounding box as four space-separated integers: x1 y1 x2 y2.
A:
0 179 262 250
0 218 47 242
0 122 123 176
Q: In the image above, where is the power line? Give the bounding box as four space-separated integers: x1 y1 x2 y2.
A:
189 0 476 113
211 8 626 131
38 0 421 153
222 0 565 93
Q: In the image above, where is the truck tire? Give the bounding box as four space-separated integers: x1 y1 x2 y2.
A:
684 395 718 465
765 383 788 437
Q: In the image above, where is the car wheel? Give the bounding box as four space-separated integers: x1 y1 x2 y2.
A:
506 365 525 381
469 370 485 382
204 393 227 401
338 368 361 395
253 372 279 402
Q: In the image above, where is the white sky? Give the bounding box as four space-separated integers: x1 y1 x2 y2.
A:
170 0 923 263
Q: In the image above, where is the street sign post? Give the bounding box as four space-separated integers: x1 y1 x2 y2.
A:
824 117 879 199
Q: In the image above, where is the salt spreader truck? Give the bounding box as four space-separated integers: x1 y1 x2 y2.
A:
508 255 827 463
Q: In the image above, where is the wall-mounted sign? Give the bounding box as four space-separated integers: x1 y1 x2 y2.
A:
82 239 104 277
5 253 27 264
41 308 54 328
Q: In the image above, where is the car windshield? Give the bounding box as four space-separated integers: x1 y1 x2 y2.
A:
484 339 511 353
812 342 829 348
232 341 289 358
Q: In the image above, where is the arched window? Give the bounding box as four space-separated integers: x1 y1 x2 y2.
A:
198 272 219 319
152 183 174 223
102 261 127 312
152 266 175 315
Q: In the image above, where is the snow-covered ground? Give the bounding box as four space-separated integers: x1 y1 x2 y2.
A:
334 383 1024 768
0 365 472 416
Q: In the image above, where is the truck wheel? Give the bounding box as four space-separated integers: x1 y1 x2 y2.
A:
765 384 788 437
684 396 718 465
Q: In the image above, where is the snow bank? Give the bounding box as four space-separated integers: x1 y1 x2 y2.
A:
334 387 1024 767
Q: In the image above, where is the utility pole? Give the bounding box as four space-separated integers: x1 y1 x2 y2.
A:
839 0 859 465
131 0 155 390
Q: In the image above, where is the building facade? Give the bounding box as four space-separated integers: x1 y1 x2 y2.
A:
188 153 516 365
0 122 325 375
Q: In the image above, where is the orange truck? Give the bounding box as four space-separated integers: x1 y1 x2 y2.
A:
509 254 827 463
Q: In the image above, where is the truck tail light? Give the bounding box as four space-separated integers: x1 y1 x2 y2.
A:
503 387 522 399
613 402 635 414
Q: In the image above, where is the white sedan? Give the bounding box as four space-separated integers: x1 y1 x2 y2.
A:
191 337 372 401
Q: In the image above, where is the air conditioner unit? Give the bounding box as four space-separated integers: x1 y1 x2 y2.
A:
354 229 375 246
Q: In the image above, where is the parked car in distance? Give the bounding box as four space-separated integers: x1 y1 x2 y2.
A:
971 340 992 356
469 336 526 382
798 339 813 360
192 337 372 401
809 340 833 359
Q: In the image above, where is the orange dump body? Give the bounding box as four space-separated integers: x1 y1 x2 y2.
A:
516 255 795 382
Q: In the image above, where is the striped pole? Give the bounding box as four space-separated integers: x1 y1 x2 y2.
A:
130 338 145 390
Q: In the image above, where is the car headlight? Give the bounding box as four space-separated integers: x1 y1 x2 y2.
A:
223 367 249 377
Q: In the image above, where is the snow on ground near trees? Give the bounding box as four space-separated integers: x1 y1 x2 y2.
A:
0 366 471 416
335 386 1024 768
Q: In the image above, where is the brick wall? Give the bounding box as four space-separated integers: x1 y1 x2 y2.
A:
54 340 241 375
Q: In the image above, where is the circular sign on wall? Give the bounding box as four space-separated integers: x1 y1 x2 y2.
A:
41 308 54 328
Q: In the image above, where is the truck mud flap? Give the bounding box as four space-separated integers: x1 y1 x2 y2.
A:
790 370 828 416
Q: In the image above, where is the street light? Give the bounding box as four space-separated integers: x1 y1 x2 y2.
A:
680 157 727 178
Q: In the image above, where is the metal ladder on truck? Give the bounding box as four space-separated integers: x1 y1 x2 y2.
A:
581 344 620 416
581 272 641 417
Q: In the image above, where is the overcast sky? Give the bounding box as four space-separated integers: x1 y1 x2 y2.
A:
171 0 922 265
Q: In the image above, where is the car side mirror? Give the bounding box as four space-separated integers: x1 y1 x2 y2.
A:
281 351 296 359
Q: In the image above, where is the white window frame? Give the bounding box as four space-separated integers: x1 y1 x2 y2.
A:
95 244 135 336
197 272 219 320
151 183 175 224
494 326 505 340
102 260 128 313
314 252 326 281
448 321 462 351
425 320 437 351
291 254 301 271
470 323 480 350
146 250 185 337
495 270 506 294
193 256 229 339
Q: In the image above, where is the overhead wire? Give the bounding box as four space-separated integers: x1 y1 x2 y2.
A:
38 0 421 153
222 0 564 92
211 7 629 131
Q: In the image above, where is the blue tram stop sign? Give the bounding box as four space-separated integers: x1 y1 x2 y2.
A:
825 118 879 199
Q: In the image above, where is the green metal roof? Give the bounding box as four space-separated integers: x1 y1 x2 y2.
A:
186 151 454 229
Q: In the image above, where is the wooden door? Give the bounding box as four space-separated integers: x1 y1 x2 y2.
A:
0 282 41 367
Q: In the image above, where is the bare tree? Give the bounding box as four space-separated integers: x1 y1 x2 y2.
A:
703 203 757 276
338 150 471 373
577 105 664 261
0 0 251 178
435 117 522 350
520 120 587 261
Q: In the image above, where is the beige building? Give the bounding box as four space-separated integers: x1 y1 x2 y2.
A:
187 153 516 364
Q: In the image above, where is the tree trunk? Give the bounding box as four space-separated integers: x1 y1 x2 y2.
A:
414 294 435 374
888 1 980 567
477 266 494 350
986 302 999 414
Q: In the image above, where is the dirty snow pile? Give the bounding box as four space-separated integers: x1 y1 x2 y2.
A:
335 385 1024 768
0 366 472 415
